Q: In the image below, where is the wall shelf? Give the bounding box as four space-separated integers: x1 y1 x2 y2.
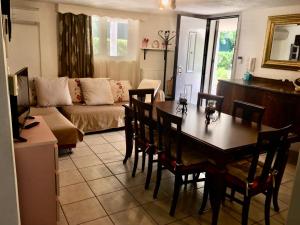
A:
141 48 174 60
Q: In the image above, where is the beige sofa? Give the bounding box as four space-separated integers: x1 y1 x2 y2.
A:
29 77 163 149
30 107 84 148
30 102 126 148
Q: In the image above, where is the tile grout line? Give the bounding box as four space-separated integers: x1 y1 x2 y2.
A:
69 147 116 225
59 201 70 225
60 132 294 225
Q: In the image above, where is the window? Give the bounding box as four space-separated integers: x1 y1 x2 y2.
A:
92 16 129 57
92 16 101 55
107 19 128 57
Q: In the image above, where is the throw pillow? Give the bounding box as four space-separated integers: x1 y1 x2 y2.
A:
68 78 82 103
109 80 132 102
80 78 114 105
35 77 73 107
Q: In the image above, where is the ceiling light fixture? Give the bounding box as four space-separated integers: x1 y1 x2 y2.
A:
159 0 176 10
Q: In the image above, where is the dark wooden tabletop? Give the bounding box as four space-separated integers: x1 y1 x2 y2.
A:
154 101 275 154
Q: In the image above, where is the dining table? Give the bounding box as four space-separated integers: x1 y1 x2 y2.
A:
122 100 275 225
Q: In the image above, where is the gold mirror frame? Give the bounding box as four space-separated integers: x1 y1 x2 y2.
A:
262 14 300 71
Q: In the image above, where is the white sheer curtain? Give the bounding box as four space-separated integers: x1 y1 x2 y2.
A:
92 16 140 87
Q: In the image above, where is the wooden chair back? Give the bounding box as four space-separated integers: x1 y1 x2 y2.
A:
197 92 224 112
232 100 265 127
131 98 154 145
129 89 154 107
156 107 183 165
247 125 292 185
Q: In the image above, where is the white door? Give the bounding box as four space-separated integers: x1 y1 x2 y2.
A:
175 16 207 104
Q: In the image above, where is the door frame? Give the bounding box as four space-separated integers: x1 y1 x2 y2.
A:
172 13 240 99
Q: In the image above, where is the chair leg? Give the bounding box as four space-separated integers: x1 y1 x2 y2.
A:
153 161 162 199
230 188 235 201
184 174 188 188
145 150 153 189
199 178 209 214
265 188 273 225
170 174 182 216
273 181 280 212
193 173 200 182
141 150 146 172
242 196 250 225
132 145 139 177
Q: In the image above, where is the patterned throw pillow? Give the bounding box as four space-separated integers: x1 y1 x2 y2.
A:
68 78 82 103
109 80 132 103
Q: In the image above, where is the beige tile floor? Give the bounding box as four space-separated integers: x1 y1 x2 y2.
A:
57 130 296 225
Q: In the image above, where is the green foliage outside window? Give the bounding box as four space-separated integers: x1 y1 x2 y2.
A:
93 36 100 55
216 31 237 80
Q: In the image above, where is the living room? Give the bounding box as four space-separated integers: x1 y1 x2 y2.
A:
1 0 300 225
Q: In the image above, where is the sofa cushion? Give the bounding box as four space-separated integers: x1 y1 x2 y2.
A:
60 103 125 133
109 80 132 103
35 77 73 107
30 107 83 146
80 78 114 105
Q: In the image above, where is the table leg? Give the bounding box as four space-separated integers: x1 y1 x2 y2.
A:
123 107 133 164
207 168 226 225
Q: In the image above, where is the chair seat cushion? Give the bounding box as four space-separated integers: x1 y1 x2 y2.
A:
135 127 159 154
225 159 271 193
160 142 207 169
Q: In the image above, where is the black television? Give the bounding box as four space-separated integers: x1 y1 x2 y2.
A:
10 67 31 141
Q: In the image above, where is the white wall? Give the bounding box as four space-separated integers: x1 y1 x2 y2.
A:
235 4 300 81
0 7 20 225
10 1 176 87
287 153 300 225
10 0 58 78
139 14 176 90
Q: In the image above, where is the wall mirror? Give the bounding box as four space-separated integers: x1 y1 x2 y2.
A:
262 14 300 70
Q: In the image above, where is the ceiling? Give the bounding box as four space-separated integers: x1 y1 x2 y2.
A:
35 0 300 15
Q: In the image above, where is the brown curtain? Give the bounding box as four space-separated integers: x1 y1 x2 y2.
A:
58 13 94 78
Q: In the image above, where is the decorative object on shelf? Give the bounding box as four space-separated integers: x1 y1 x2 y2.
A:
152 40 160 49
176 92 188 114
205 100 218 125
293 78 300 91
142 37 149 48
159 0 176 10
158 30 176 92
243 71 253 81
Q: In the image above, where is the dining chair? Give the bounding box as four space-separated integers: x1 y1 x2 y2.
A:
127 88 154 167
153 107 208 216
200 125 292 225
232 100 265 127
131 98 158 189
197 92 224 112
129 88 155 107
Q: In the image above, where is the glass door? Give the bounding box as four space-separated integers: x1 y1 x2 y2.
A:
173 15 208 104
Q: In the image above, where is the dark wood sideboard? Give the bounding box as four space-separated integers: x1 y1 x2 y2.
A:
217 77 300 135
